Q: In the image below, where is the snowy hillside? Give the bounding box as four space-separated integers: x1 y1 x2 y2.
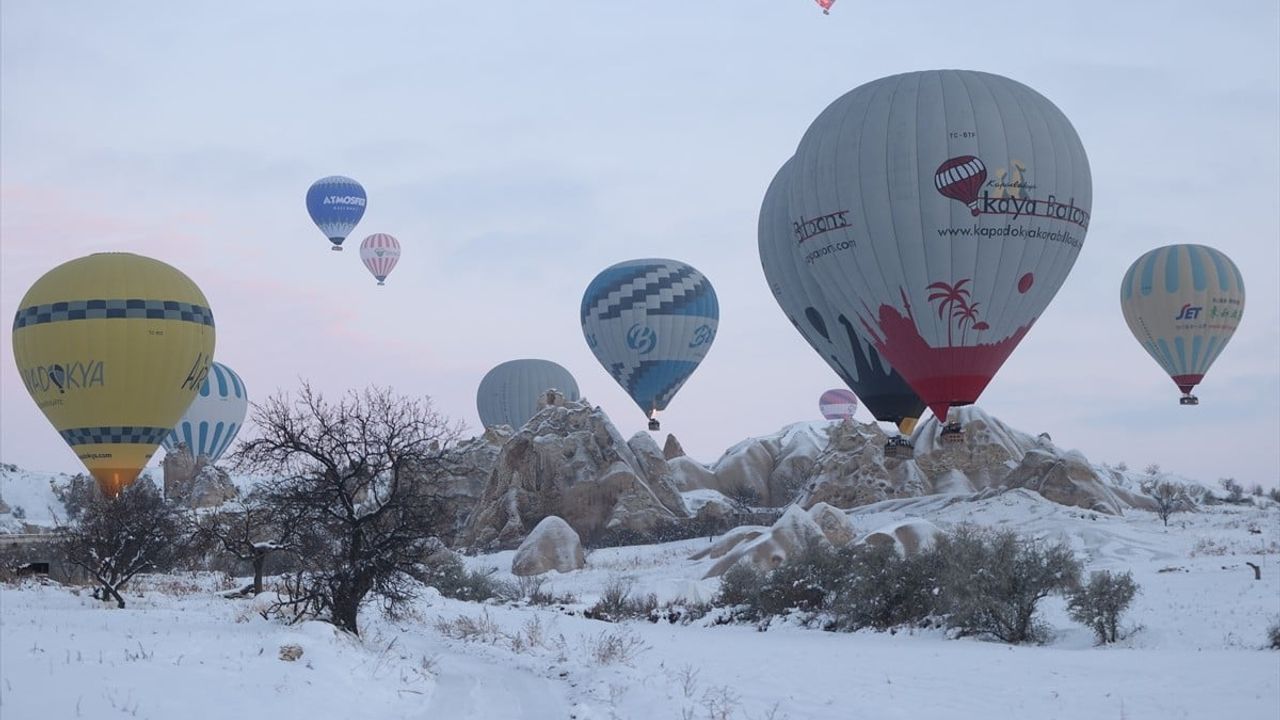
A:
2 490 1277 719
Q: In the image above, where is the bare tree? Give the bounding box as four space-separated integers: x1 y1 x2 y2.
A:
192 491 295 596
232 383 461 635
59 478 183 608
1141 478 1191 527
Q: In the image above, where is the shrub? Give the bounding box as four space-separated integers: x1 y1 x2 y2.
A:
418 553 514 602
714 560 765 617
828 542 945 631
1268 620 1280 650
935 526 1082 644
1220 478 1244 503
585 576 659 622
755 540 843 618
1067 570 1139 644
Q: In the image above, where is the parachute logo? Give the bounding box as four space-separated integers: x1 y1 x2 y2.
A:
626 324 657 355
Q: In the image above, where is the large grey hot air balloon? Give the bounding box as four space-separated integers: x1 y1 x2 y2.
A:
759 156 925 455
581 259 719 431
787 70 1091 441
476 359 580 430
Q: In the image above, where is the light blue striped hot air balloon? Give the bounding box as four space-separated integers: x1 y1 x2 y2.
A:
1121 244 1245 405
581 259 719 431
162 361 249 463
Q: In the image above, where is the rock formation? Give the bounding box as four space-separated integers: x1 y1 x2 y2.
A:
511 515 585 576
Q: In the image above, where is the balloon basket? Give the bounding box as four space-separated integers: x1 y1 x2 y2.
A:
648 418 660 431
940 421 965 445
377 281 385 286
331 246 343 251
884 436 914 460
1179 395 1199 406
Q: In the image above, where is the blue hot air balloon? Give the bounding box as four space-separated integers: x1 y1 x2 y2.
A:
161 361 249 464
581 258 719 430
306 176 367 251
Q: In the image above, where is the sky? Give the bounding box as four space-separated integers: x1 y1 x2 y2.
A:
2 1 1277 488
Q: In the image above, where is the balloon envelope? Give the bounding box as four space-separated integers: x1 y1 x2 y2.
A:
1120 244 1245 398
306 176 367 250
161 361 248 463
476 359 580 430
819 389 858 420
12 253 216 495
788 70 1092 421
759 157 925 430
581 259 718 420
360 233 401 285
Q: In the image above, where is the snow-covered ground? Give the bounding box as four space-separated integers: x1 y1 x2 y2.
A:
2 489 1278 720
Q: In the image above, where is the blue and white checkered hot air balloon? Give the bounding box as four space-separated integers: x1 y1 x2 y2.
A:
162 361 249 463
1121 244 1245 405
581 259 719 431
306 176 367 251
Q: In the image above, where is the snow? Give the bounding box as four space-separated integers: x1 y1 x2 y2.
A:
0 465 75 529
3 487 1277 719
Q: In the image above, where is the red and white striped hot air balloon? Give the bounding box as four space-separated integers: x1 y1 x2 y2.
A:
818 388 859 420
359 233 401 286
816 0 835 14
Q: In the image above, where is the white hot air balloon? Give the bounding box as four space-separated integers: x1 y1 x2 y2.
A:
787 70 1091 442
476 359 580 430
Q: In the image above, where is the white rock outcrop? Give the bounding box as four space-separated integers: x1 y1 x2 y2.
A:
511 515 585 576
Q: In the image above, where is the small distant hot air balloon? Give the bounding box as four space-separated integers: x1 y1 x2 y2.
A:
581 259 719 431
12 253 216 496
819 389 859 420
477 359 580 430
360 233 401 286
788 70 1091 443
1121 244 1245 405
816 0 835 14
161 361 248 464
306 176 367 251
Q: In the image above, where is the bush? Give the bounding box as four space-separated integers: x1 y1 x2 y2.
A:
828 542 945 631
714 560 765 616
935 526 1081 644
585 576 659 622
1220 478 1244 503
417 553 514 602
755 540 843 618
1268 620 1280 650
1067 570 1139 644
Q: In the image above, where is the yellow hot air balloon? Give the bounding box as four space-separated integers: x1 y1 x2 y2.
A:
12 253 216 496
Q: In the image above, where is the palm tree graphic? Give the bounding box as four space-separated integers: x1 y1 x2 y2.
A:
927 279 972 346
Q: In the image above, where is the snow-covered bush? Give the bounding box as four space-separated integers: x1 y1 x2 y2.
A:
1067 570 1139 644
418 552 515 602
828 542 945 631
713 560 765 615
935 525 1082 644
585 576 659 621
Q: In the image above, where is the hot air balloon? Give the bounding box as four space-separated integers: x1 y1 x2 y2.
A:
816 0 835 14
477 359 580 430
306 176 367 251
161 361 248 463
1121 244 1245 405
360 233 401 286
581 259 718 431
759 157 925 455
787 70 1091 443
12 253 216 496
819 389 858 420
